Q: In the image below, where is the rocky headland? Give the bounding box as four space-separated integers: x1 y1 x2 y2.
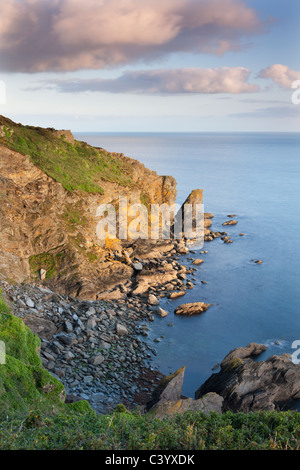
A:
1 115 298 419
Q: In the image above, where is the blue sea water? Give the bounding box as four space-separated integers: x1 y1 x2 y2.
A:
75 132 300 399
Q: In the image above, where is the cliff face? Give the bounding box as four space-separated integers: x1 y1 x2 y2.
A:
0 116 176 299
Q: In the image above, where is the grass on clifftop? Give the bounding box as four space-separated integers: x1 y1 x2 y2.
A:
1 407 300 450
0 115 134 194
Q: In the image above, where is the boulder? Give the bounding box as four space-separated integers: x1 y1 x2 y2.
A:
220 342 267 368
148 294 160 306
175 302 210 316
39 268 47 281
23 315 57 341
25 297 35 308
93 354 105 366
116 323 128 336
168 291 186 300
146 366 185 411
150 393 223 419
156 307 168 318
55 332 77 346
195 343 300 412
175 189 203 239
222 220 238 226
132 262 143 271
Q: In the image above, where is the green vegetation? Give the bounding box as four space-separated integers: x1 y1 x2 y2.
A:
62 203 87 229
29 252 67 280
1 408 300 450
140 192 151 208
0 116 134 194
224 357 244 371
0 290 65 416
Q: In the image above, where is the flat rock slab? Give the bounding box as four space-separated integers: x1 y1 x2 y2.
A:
192 259 204 265
222 220 238 226
175 302 210 316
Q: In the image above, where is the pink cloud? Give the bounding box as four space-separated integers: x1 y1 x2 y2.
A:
32 67 259 94
259 64 300 88
0 0 265 72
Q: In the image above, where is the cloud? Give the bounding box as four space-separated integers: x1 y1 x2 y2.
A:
259 65 300 88
30 67 259 95
0 0 265 72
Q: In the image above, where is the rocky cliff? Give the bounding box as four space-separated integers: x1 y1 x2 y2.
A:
0 116 176 299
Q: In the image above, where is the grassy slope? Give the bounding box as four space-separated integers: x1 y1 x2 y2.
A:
0 290 65 416
0 115 134 194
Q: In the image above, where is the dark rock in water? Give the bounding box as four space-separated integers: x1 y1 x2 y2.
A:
220 343 267 368
195 343 300 412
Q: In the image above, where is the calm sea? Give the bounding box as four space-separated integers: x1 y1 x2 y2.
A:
75 132 300 399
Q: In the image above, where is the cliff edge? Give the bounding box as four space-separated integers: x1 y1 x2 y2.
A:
0 116 177 299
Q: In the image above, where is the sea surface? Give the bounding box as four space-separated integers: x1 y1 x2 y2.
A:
75 132 300 400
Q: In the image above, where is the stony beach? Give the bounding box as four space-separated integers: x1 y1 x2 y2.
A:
0 220 228 414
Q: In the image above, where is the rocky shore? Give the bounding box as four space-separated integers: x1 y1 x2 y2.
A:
0 279 165 414
0 213 230 415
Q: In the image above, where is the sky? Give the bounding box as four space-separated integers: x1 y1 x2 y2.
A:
0 0 299 132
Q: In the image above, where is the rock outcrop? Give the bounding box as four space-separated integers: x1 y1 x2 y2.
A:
146 366 223 418
0 116 177 299
150 393 223 419
195 343 300 412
